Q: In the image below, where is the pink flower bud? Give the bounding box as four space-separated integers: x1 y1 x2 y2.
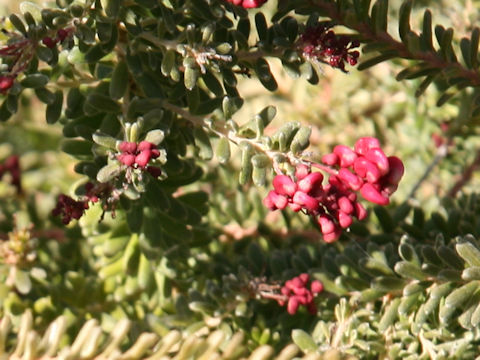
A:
273 175 297 197
323 228 342 243
317 215 335 234
285 280 295 291
310 280 323 294
354 202 367 220
293 287 308 296
299 273 309 284
338 196 354 214
150 149 160 158
360 183 389 205
281 287 290 296
287 296 300 314
0 76 14 93
293 191 319 212
135 150 152 168
296 294 309 305
338 168 363 191
138 141 155 151
338 211 353 228
264 191 288 210
292 277 304 289
119 141 137 154
333 145 357 168
295 164 310 181
365 148 389 176
321 153 339 166
57 29 69 41
117 153 136 167
289 203 302 212
240 0 267 8
354 137 381 156
297 172 324 193
354 157 381 183
384 156 405 185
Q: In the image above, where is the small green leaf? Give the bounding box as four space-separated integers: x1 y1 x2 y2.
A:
85 93 120 113
358 51 398 70
184 65 199 91
290 126 311 154
20 74 49 88
378 298 400 332
109 60 129 100
291 329 317 353
9 14 26 34
398 0 412 42
444 281 479 309
255 58 277 91
456 237 480 267
215 136 230 164
96 162 121 183
92 132 117 149
471 27 480 69
193 127 213 160
144 129 165 145
255 13 268 41
14 269 31 294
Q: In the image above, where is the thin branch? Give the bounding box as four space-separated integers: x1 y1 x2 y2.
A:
447 148 480 197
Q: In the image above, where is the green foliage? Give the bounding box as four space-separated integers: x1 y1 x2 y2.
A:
3 0 480 359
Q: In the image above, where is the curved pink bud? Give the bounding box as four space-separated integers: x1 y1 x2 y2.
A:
293 191 319 212
289 202 302 212
354 137 381 156
118 141 137 154
323 228 342 243
273 175 297 197
268 191 288 210
263 192 276 210
317 215 335 234
296 294 309 305
360 183 389 205
117 153 136 167
333 145 357 168
365 148 389 176
354 202 367 220
297 172 324 193
138 141 155 151
338 196 354 214
299 273 309 284
150 149 160 159
338 211 353 228
321 153 339 166
135 150 152 168
287 296 300 314
295 164 310 181
293 287 308 296
338 168 363 191
310 280 323 294
354 157 381 183
385 156 405 185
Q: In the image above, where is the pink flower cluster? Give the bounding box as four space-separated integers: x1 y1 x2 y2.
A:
0 27 73 94
225 0 267 8
264 137 404 242
299 23 360 72
277 274 323 315
52 182 112 224
0 155 21 193
51 194 89 225
117 141 161 171
42 28 72 49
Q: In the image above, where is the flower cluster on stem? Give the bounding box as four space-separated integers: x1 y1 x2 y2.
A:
117 141 163 177
224 0 267 8
52 182 116 224
299 22 360 72
0 27 73 93
258 274 323 315
264 137 404 242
